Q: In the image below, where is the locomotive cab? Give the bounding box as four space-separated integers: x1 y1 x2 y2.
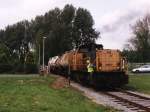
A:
71 43 128 87
77 43 103 66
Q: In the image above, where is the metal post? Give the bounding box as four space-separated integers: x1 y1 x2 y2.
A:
24 22 27 73
42 37 47 71
68 64 71 85
39 44 41 70
43 38 45 70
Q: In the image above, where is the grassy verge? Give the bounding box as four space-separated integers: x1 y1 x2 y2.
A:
123 73 150 94
0 75 116 112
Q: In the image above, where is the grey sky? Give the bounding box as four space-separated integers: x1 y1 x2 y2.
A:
0 0 150 49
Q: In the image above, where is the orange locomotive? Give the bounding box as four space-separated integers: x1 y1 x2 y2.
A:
48 44 128 88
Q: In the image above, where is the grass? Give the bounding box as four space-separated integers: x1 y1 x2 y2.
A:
123 72 150 94
0 75 116 112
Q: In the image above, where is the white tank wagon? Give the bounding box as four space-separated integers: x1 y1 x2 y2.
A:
48 56 59 73
55 52 74 75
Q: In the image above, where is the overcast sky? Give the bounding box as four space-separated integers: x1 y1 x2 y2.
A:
0 0 150 49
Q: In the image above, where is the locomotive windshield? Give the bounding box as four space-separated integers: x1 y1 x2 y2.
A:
78 43 103 63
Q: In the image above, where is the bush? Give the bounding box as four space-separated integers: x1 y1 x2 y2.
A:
0 64 13 73
24 64 38 74
0 63 38 74
13 64 38 74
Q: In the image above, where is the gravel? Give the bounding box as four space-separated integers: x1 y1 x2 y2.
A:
71 82 148 112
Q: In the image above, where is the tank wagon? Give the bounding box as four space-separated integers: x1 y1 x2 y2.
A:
48 44 128 88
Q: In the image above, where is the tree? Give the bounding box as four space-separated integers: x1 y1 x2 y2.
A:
0 43 11 64
3 21 31 63
60 4 75 50
124 14 150 62
0 30 5 42
0 4 100 73
73 8 100 48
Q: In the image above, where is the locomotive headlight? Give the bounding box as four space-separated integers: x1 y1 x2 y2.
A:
99 67 102 70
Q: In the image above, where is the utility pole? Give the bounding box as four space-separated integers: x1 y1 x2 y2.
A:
38 44 41 68
24 22 27 73
42 37 47 70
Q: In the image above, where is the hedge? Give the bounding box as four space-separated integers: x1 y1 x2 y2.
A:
0 63 38 74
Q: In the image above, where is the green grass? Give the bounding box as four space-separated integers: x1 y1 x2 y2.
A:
0 75 116 112
123 73 150 94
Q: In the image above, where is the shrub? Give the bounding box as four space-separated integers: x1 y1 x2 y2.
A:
0 64 13 73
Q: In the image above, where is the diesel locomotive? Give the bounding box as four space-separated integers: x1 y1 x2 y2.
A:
48 44 128 88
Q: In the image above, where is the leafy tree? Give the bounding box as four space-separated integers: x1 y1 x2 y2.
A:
124 14 150 62
60 4 75 50
0 30 5 42
0 43 11 64
0 4 100 73
73 8 100 47
25 51 35 64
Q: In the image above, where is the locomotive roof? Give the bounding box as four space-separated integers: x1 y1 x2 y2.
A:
78 43 103 50
63 44 103 54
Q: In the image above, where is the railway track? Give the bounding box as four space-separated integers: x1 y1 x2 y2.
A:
51 74 150 112
103 90 150 112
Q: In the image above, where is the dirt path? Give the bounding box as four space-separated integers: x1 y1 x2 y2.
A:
51 76 69 89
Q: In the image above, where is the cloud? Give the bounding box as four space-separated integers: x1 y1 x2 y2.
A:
0 0 78 29
101 10 140 33
0 0 55 29
0 0 150 49
0 0 22 9
96 0 150 49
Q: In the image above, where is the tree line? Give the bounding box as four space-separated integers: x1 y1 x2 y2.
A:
0 4 100 73
123 14 150 63
0 4 149 73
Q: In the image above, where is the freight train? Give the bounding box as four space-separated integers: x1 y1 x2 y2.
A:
48 44 128 88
